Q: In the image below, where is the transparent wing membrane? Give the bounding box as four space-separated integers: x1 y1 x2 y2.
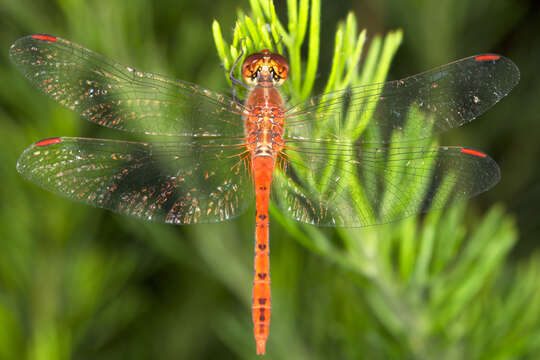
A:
273 142 500 227
284 55 520 143
17 137 253 224
11 34 517 228
9 34 245 137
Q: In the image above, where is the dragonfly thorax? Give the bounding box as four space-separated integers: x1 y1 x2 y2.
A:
242 49 289 87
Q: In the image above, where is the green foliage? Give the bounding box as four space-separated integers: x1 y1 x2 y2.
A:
212 0 540 358
0 0 539 359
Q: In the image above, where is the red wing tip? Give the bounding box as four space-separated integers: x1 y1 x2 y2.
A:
475 54 501 62
256 340 267 355
461 148 487 158
34 137 62 147
31 34 57 42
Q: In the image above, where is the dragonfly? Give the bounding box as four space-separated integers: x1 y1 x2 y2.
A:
10 34 519 355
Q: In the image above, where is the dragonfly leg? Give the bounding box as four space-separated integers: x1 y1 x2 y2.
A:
229 43 250 102
271 31 285 55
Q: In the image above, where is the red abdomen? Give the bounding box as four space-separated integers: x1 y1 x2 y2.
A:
244 85 285 354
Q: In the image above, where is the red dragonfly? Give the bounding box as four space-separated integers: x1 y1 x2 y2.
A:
10 34 519 355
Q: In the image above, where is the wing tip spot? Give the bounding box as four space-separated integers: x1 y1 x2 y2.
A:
35 137 62 147
31 34 57 42
460 147 487 158
475 54 500 62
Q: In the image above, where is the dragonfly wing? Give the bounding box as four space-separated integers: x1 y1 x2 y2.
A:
17 137 253 224
272 141 500 227
9 34 245 137
285 55 519 143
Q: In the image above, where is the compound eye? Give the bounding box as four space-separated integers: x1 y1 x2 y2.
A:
269 53 289 81
273 77 285 87
242 53 264 85
240 51 289 86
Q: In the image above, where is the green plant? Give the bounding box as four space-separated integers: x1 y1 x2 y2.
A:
210 0 540 359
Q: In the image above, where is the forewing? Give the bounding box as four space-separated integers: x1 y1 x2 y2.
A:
285 55 519 143
273 141 500 227
9 34 245 137
17 137 253 224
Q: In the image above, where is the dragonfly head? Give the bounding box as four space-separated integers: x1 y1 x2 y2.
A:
242 49 289 87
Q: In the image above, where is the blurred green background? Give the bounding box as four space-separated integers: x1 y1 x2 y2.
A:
1 0 539 359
